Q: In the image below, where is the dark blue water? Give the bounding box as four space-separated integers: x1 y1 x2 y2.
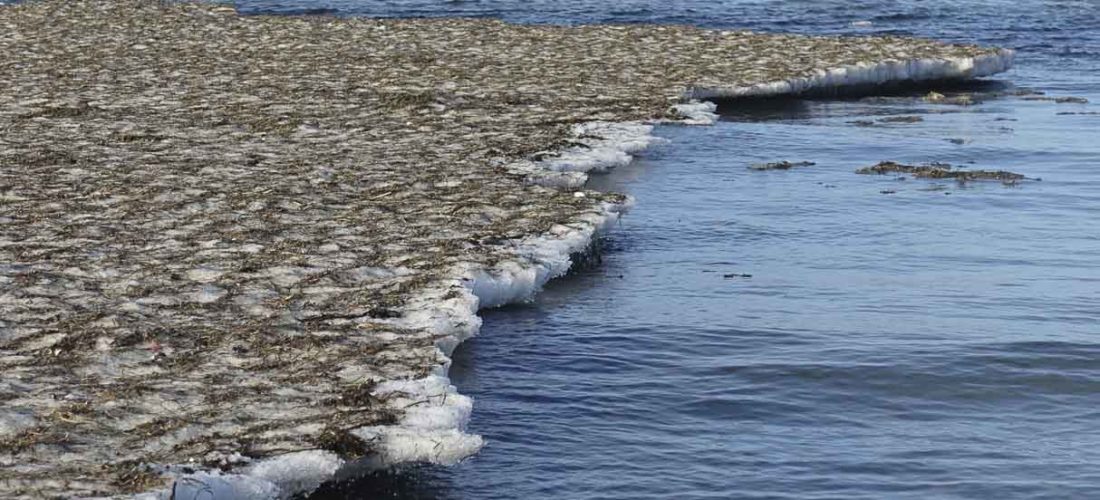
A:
255 1 1100 498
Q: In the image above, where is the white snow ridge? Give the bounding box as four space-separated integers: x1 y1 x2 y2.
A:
689 49 1015 99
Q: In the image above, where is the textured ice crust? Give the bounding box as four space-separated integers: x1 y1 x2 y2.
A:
689 49 1015 99
0 3 1017 495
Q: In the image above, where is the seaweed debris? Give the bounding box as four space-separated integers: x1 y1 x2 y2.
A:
1022 96 1090 104
856 161 1028 182
879 115 924 123
923 91 977 105
749 161 816 171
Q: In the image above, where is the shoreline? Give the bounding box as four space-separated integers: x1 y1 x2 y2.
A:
0 1 1011 497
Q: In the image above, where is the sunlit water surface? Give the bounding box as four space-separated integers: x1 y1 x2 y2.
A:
237 1 1100 498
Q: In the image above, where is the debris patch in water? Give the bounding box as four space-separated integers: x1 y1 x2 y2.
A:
924 91 977 105
856 161 1029 182
879 115 924 123
748 161 816 171
1022 96 1090 104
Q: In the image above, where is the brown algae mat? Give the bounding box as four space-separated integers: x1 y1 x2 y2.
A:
0 1 1011 496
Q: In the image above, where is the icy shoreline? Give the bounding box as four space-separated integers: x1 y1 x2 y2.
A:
351 119 691 466
0 2 1012 496
160 103 720 499
328 50 1019 486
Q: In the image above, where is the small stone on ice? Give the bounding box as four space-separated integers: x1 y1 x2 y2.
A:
574 191 586 198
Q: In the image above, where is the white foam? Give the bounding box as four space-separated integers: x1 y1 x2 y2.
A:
689 49 1015 99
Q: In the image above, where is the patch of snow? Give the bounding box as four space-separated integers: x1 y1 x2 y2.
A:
190 284 228 304
145 451 342 500
185 266 226 283
243 451 344 496
0 410 35 439
541 122 665 173
352 376 482 465
671 100 719 125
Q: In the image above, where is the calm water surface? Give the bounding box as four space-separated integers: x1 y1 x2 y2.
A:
237 1 1100 498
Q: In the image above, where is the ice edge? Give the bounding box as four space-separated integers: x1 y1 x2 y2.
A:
341 107 718 468
687 49 1015 99
151 102 715 500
